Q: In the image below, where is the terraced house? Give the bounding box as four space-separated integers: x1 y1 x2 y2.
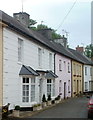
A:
0 11 59 110
69 48 93 97
0 10 93 111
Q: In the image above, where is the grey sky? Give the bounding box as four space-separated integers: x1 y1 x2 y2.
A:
0 0 92 48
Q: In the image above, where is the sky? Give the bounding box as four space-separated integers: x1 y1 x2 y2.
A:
0 0 92 49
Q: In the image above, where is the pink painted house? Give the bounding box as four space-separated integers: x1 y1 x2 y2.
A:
55 53 71 99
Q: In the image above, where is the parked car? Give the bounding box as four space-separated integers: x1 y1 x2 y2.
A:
88 95 93 118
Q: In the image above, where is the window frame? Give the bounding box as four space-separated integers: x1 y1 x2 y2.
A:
18 38 23 62
22 77 36 103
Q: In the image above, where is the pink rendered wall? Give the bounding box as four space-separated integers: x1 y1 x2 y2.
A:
55 54 71 99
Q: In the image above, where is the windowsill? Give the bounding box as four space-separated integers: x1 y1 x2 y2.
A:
22 101 37 104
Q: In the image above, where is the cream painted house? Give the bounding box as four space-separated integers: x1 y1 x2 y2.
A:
71 61 83 97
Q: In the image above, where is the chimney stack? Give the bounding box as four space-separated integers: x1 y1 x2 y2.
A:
37 28 53 41
13 12 30 27
76 45 84 53
54 35 67 48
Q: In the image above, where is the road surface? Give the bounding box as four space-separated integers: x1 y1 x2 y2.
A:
31 96 88 118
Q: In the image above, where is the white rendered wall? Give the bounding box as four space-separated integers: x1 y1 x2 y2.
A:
3 28 54 109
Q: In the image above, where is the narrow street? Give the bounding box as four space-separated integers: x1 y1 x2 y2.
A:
3 96 89 119
30 96 88 118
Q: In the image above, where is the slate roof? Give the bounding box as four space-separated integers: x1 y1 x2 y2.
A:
1 10 93 65
68 48 93 65
19 65 39 76
0 11 77 60
45 71 58 79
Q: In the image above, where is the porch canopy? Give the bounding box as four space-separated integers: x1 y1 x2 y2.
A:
19 65 39 76
45 71 58 79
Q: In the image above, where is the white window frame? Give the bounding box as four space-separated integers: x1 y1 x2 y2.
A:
47 79 55 97
18 38 23 62
22 78 29 103
59 60 62 71
85 82 88 91
38 48 42 68
85 67 87 75
49 53 52 69
90 67 92 76
22 77 36 103
59 80 62 94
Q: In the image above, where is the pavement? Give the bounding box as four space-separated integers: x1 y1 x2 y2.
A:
2 96 88 119
8 99 65 119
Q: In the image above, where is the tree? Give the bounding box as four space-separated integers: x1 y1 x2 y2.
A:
84 44 93 58
28 19 37 28
36 24 61 40
37 24 48 30
51 29 61 40
29 20 62 39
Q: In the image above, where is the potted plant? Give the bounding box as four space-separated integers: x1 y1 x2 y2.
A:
51 100 55 104
47 94 51 106
55 95 61 103
32 104 42 111
13 105 20 117
42 94 47 108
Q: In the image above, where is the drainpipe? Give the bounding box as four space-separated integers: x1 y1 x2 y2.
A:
71 60 73 97
54 53 56 74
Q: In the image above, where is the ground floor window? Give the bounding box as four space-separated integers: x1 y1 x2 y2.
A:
85 82 88 91
22 85 29 102
89 81 93 91
59 80 62 94
22 77 36 103
47 79 55 97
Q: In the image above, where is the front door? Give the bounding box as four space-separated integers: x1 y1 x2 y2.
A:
77 80 79 94
64 82 66 99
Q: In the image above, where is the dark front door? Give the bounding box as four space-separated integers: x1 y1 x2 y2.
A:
64 82 66 99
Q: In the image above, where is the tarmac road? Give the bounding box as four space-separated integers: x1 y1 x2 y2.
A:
30 96 88 118
3 96 89 119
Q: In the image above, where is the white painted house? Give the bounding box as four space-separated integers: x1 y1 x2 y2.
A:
84 65 93 92
1 11 58 110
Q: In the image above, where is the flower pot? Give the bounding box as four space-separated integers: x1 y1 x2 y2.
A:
37 105 42 110
47 101 51 106
55 100 60 104
42 102 47 108
13 110 20 117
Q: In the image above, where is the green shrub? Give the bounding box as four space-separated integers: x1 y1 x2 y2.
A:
51 100 55 104
42 94 47 102
47 94 51 101
15 105 20 110
55 95 60 100
32 104 41 107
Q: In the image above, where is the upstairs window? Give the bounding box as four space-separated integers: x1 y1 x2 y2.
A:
18 38 23 62
90 67 92 76
68 62 70 73
59 60 62 71
38 48 42 67
49 53 52 69
85 67 87 75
